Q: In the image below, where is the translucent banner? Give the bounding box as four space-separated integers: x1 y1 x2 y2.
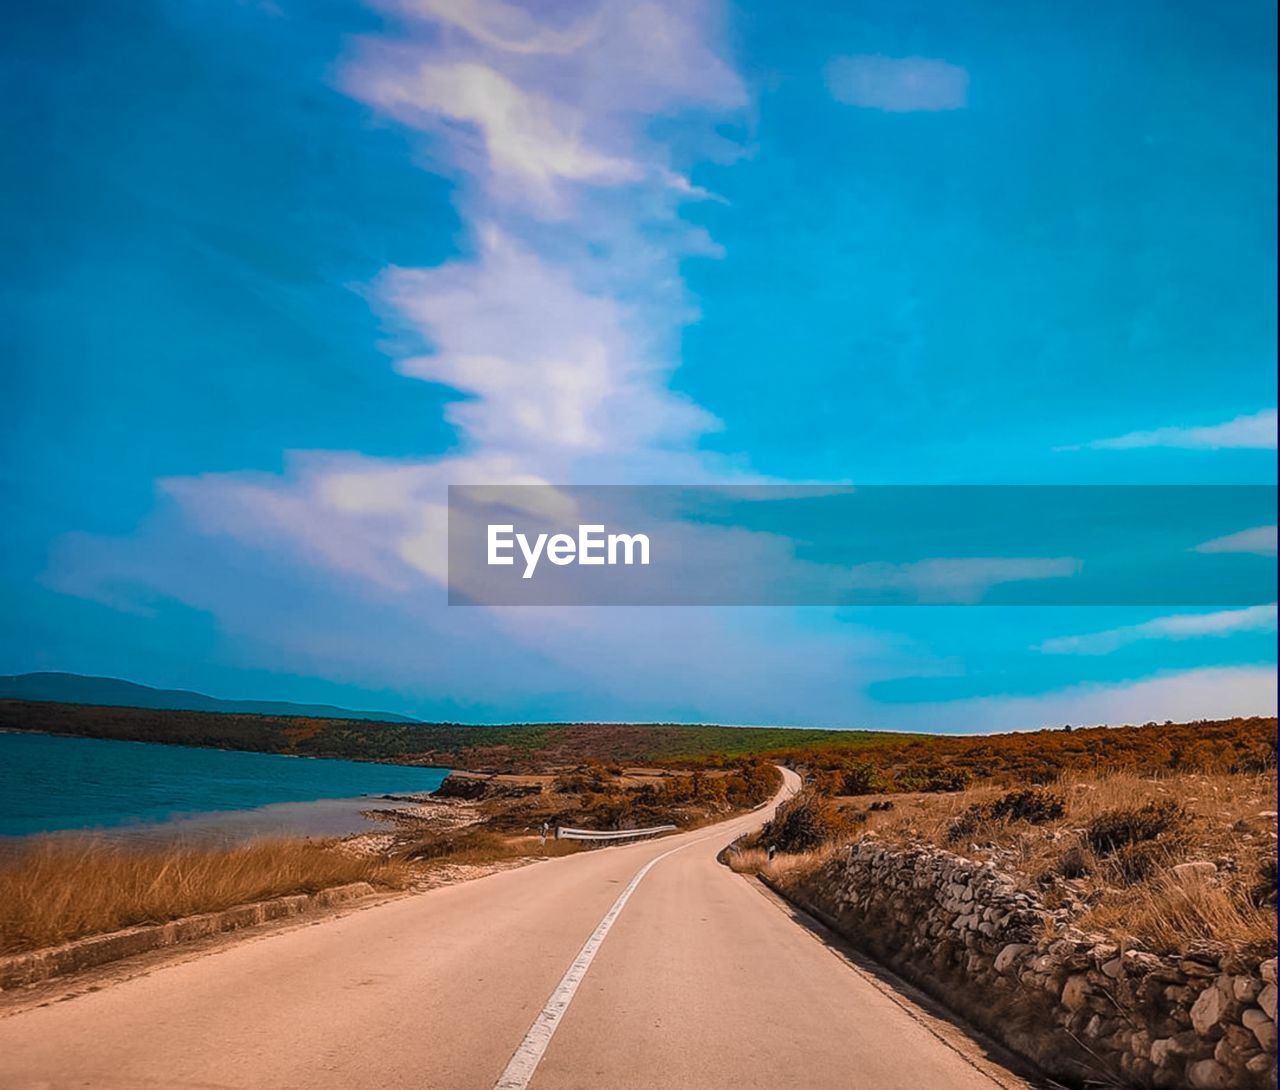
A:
447 485 1277 607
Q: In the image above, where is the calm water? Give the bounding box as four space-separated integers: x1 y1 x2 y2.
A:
0 731 449 841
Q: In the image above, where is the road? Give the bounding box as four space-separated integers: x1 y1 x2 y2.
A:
0 770 1031 1090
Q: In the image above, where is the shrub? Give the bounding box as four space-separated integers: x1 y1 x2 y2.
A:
988 788 1065 824
760 791 855 853
946 788 1065 843
1107 841 1171 885
839 761 886 796
945 807 984 844
897 764 972 793
1085 800 1187 856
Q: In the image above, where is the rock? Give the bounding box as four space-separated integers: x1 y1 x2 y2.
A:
1124 950 1163 975
1234 975 1264 1003
1191 983 1230 1036
1242 1008 1277 1051
1259 982 1278 1021
994 943 1031 973
1186 1059 1234 1089
1215 1023 1258 1065
1246 1052 1275 1074
1261 959 1277 985
1172 861 1218 882
1062 974 1091 1012
1150 1037 1179 1066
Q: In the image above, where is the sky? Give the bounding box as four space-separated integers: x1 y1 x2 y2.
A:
2 0 1276 730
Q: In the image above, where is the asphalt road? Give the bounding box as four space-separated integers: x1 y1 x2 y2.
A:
0 770 1032 1090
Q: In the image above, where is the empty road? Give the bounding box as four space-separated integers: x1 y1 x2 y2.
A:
0 770 1031 1090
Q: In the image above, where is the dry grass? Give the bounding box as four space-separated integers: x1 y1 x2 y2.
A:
400 829 583 867
725 846 769 873
1083 871 1276 953
0 837 412 955
723 840 845 885
856 768 1278 956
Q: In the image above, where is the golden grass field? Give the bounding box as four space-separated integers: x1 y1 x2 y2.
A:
0 838 412 955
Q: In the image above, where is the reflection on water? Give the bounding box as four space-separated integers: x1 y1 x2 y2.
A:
73 793 432 847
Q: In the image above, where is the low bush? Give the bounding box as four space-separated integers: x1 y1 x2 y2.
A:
1085 800 1187 856
946 788 1065 843
897 764 973 793
760 791 857 853
988 788 1065 824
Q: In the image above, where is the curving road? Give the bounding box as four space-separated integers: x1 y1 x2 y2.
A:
0 769 1032 1090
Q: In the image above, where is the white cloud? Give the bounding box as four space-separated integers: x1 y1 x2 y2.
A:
345 0 745 215
402 0 600 57
907 666 1278 732
1038 604 1278 655
1059 408 1278 452
381 227 716 456
825 55 968 113
356 61 643 200
1192 525 1278 557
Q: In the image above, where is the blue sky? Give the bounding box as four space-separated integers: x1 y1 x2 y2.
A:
2 0 1276 729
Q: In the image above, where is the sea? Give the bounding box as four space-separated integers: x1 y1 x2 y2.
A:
0 731 449 844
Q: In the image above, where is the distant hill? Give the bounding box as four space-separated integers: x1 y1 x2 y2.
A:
0 698 911 769
0 673 419 723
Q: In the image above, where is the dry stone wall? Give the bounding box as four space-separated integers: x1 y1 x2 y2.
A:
786 838 1277 1089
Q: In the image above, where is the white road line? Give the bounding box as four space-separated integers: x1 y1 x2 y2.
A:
493 771 796 1090
492 834 710 1090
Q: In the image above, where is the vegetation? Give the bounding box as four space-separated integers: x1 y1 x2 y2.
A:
794 716 1276 793
945 787 1065 843
748 766 1277 957
4 700 1273 959
398 829 584 866
721 717 1277 957
0 838 411 955
476 758 782 834
758 790 863 853
0 700 916 770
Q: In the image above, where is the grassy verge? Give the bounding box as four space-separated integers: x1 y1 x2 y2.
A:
399 828 584 867
0 837 411 955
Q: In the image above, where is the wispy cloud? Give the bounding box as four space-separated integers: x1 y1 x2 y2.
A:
1192 525 1278 557
909 666 1278 732
1037 604 1277 655
1058 408 1277 452
345 0 744 215
825 55 968 113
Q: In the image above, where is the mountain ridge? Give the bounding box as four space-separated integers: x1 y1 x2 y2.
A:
0 672 418 723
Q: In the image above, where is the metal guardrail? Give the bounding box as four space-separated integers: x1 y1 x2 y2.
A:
555 824 677 842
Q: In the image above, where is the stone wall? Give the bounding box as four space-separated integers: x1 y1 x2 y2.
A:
783 838 1277 1089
